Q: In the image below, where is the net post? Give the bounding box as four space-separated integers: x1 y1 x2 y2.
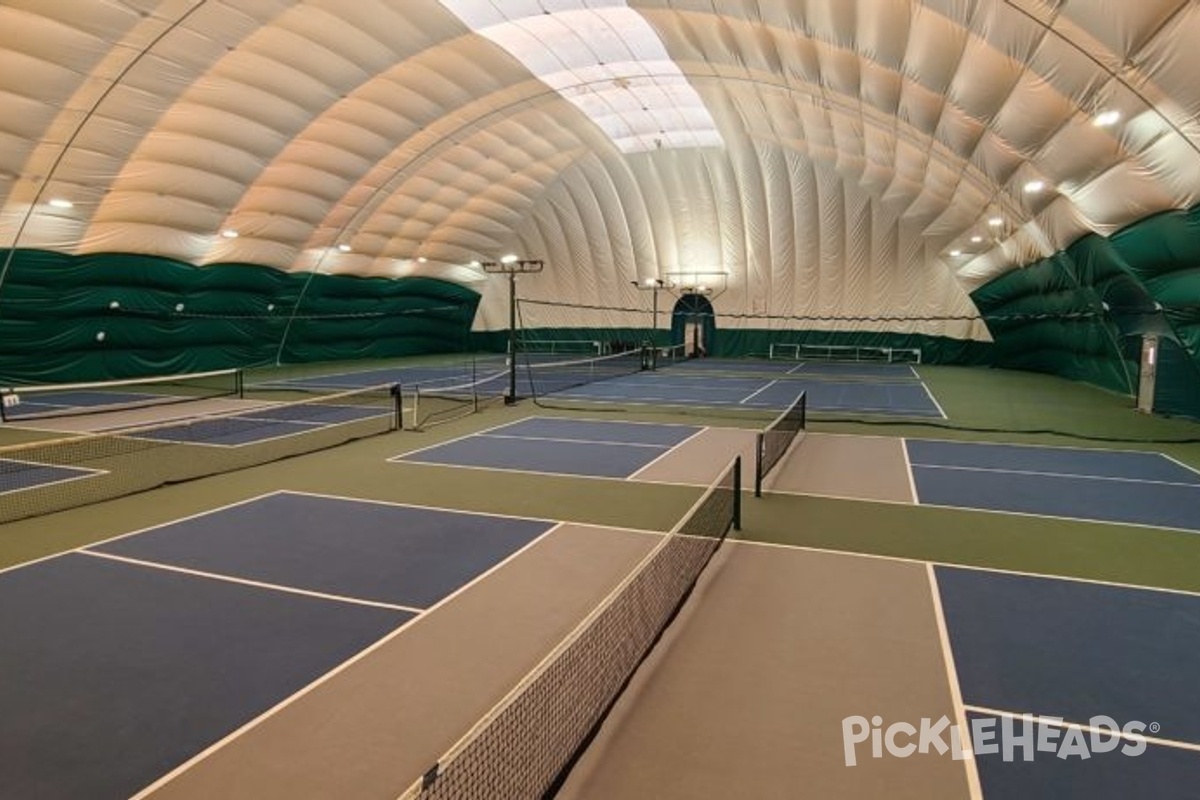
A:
235 369 244 399
390 382 403 431
754 431 764 498
733 455 742 531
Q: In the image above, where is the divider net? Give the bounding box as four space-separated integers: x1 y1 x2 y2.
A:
400 456 742 800
754 390 806 497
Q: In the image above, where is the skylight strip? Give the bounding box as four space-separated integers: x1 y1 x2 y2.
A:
438 1 723 154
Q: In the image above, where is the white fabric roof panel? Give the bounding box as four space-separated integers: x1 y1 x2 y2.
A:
1 0 1199 342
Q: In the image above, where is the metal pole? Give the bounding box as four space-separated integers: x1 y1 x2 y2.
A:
507 273 517 403
651 283 659 369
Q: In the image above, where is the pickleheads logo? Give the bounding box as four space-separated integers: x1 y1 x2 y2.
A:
841 714 1151 767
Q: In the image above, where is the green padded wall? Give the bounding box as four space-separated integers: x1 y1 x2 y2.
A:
0 250 480 384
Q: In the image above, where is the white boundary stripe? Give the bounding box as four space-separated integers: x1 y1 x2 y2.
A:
128 520 568 800
909 436 1187 458
80 551 423 613
1160 452 1200 480
739 379 777 405
626 426 711 481
730 538 1200 600
478 432 672 450
901 439 919 504
910 462 1200 489
517 413 703 430
387 416 536 460
927 565 984 800
0 491 290 578
759 477 1200 536
964 705 1200 754
919 380 948 419
388 458 651 484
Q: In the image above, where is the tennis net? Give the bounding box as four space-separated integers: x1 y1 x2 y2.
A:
524 349 645 405
400 455 742 800
0 382 400 524
754 390 806 497
0 368 243 423
408 369 509 431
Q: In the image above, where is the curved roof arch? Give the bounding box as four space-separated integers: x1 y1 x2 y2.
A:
3 0 1199 341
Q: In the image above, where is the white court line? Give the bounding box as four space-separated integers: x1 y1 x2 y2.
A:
128 520 568 799
80 550 423 613
919 381 949 419
387 415 537 461
626 426 712 481
0 491 291 578
388 458 645 484
732 538 1200 600
739 379 778 405
1160 452 1200 480
927 565 984 800
910 462 1200 489
478 433 671 450
908 436 1189 458
901 439 919 504
964 705 1200 754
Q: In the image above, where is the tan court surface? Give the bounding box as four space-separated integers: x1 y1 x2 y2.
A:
557 542 974 800
760 432 915 504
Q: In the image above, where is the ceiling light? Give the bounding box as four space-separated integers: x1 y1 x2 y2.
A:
417 257 428 264
949 250 963 258
221 229 239 239
971 236 983 244
500 254 519 264
469 260 481 268
48 198 74 209
1093 110 1121 128
988 217 1003 227
337 243 352 253
1023 180 1046 194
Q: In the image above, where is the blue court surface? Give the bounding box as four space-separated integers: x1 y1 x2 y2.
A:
663 357 920 381
1 457 103 494
936 566 1200 796
0 491 554 799
552 370 943 417
134 402 389 446
907 440 1200 532
393 416 703 479
1 389 166 419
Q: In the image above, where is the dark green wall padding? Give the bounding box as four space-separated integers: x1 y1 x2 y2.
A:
971 203 1200 418
0 250 480 384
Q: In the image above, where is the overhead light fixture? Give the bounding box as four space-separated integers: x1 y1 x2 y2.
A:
337 243 352 253
48 198 74 209
436 1 723 154
949 250 963 258
469 260 482 268
1023 180 1046 194
500 254 519 264
1093 110 1121 128
988 216 1003 227
221 229 239 239
971 235 983 244
417 257 428 264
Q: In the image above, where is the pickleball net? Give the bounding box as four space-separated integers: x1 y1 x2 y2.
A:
754 390 806 497
399 455 742 800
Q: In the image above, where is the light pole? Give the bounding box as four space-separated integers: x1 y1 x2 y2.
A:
631 278 664 368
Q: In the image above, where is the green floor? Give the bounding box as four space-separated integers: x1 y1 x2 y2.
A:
2 363 1199 593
